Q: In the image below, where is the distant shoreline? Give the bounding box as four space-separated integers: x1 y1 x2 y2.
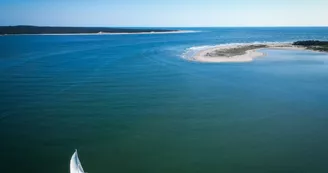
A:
1 30 197 36
0 26 194 35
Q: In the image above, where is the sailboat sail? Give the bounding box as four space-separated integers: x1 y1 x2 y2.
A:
70 150 85 173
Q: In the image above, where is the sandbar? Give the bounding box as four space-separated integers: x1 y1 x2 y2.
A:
191 43 306 63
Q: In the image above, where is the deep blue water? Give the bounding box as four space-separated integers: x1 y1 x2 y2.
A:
1 27 328 173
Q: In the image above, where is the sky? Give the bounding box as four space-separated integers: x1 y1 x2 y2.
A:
0 0 327 27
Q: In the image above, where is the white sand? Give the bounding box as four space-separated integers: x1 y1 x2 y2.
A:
191 43 306 63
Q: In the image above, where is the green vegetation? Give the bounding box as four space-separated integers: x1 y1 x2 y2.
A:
293 40 328 52
206 45 267 57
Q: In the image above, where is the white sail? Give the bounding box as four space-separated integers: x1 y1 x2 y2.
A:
70 150 85 173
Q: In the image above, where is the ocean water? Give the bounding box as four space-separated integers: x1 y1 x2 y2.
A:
1 27 328 173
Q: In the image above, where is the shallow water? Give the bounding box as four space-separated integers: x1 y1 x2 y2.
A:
1 27 328 173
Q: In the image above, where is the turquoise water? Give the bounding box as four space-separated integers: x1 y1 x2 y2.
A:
1 28 328 173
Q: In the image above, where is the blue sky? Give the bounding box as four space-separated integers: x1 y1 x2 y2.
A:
1 0 327 27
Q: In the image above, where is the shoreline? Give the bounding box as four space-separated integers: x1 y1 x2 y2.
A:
0 30 198 36
190 43 308 63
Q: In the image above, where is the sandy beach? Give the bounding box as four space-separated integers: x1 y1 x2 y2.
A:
191 43 307 63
